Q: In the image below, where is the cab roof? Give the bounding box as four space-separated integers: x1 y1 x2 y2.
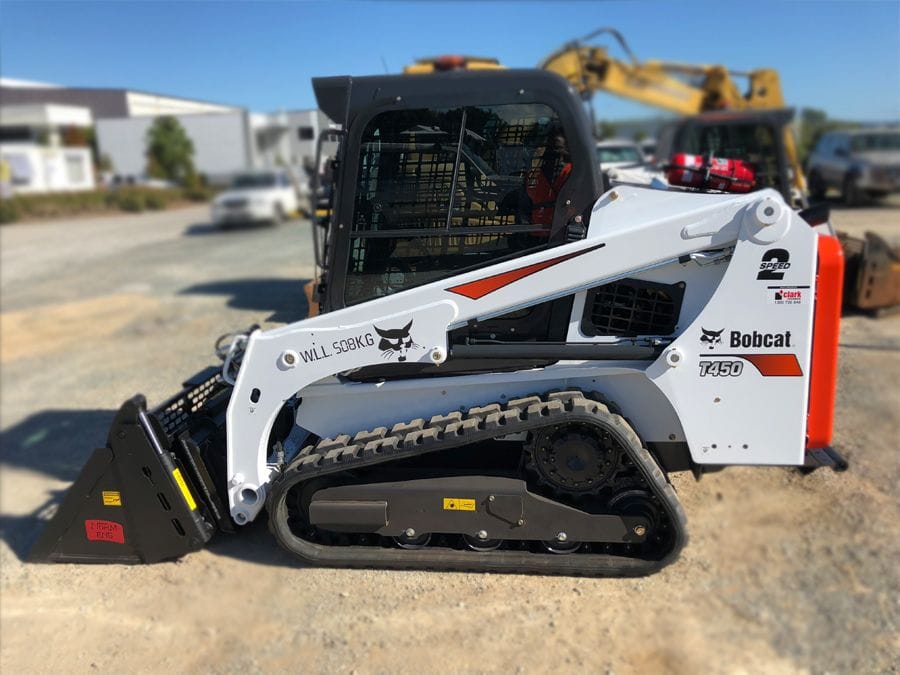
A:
312 69 579 128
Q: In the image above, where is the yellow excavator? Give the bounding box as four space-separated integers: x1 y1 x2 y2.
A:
403 29 899 314
407 28 805 199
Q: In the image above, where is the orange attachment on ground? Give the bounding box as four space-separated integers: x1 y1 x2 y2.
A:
807 235 844 448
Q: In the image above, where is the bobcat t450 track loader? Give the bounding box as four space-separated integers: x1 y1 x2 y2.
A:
32 70 846 576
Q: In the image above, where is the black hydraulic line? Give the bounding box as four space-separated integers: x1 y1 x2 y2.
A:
450 342 659 361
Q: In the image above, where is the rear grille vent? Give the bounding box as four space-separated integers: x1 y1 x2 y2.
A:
582 279 685 337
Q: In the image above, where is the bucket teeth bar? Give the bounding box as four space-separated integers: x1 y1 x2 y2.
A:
29 396 217 564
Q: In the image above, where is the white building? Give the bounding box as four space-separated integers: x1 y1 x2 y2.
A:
1 78 332 190
94 108 330 186
0 103 95 193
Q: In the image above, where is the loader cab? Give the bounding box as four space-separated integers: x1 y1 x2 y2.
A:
312 71 601 351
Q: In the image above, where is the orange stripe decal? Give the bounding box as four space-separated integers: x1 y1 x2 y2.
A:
741 353 803 377
446 243 606 300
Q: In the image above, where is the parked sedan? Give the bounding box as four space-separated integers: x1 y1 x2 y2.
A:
596 139 659 188
595 139 646 171
211 170 299 226
807 129 900 205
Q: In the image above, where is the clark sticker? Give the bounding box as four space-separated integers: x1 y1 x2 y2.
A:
768 286 808 305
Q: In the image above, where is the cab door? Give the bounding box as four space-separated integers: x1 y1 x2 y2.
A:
329 99 591 344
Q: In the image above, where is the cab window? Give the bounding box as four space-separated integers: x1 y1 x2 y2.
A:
345 103 571 306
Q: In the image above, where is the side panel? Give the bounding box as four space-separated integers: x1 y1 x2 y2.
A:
294 365 686 447
646 199 818 465
567 257 727 343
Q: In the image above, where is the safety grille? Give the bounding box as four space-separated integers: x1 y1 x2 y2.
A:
153 367 230 439
582 279 685 337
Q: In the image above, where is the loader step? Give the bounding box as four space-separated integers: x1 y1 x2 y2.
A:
802 446 849 473
266 391 687 576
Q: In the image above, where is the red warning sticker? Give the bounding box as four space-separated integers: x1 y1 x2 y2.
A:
85 519 125 544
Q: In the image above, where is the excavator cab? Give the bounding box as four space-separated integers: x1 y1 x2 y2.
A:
656 108 799 206
312 70 601 352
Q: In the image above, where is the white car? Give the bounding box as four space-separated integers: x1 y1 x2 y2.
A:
596 139 646 171
596 139 662 188
211 171 299 226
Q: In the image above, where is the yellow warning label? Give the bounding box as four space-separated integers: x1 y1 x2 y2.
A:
172 468 197 511
101 491 122 507
443 498 476 511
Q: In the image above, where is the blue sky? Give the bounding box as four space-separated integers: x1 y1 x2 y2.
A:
2 1 898 121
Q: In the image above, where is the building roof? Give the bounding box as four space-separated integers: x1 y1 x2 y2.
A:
0 83 240 119
0 103 93 127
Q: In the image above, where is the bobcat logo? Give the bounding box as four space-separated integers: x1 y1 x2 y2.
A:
374 320 420 362
700 327 724 349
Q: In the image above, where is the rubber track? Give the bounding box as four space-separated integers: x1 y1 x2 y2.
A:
266 391 688 576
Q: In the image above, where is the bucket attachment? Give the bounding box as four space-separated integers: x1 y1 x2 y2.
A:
839 231 900 313
29 395 220 563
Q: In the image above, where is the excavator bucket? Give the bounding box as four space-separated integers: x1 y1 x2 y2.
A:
840 231 900 314
30 366 233 563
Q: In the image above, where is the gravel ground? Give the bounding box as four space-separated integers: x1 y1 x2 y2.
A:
1 199 898 674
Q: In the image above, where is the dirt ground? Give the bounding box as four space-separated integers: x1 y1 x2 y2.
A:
1 199 898 674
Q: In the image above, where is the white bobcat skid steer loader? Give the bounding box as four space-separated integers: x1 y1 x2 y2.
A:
31 70 845 576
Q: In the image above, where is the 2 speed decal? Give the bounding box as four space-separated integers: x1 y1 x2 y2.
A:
756 248 791 281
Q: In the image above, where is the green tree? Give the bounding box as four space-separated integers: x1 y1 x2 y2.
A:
798 108 828 164
97 153 114 172
597 121 618 140
633 130 648 143
145 116 195 184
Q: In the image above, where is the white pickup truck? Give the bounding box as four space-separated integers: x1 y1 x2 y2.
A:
211 170 300 227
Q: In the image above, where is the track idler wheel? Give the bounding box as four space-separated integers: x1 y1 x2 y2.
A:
526 422 621 494
393 531 431 549
609 489 661 538
462 534 503 552
541 538 582 554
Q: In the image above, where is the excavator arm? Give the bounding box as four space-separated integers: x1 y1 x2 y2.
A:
538 29 805 197
538 28 786 113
